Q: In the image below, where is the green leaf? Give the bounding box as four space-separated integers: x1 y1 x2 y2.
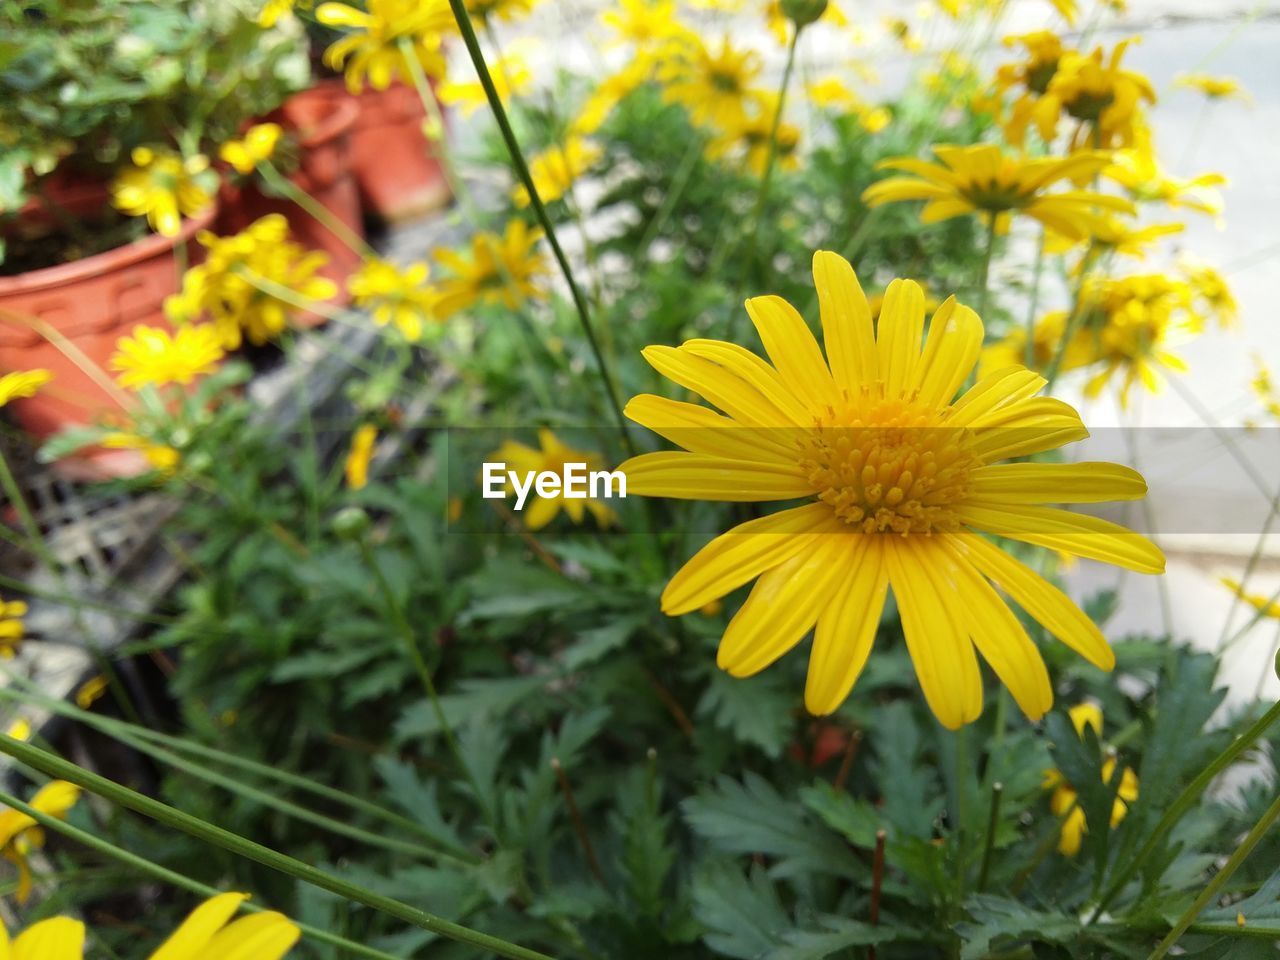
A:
866 700 944 838
684 773 861 879
955 895 1079 960
775 916 899 960
394 675 547 740
691 861 790 959
372 757 467 855
799 781 884 849
695 668 795 758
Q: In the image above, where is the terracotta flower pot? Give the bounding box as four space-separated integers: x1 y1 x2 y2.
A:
219 87 364 317
0 206 216 478
320 78 452 223
3 167 112 238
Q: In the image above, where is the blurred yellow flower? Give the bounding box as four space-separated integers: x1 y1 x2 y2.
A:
0 369 52 408
619 250 1162 727
0 916 84 958
147 893 300 960
101 432 182 476
219 123 284 175
1040 40 1155 150
489 429 617 530
806 76 890 132
0 596 27 659
1105 146 1226 219
1221 577 1280 619
110 324 224 390
572 60 649 135
863 144 1132 240
434 220 548 319
167 215 336 349
1044 215 1183 260
345 424 378 490
1043 704 1138 856
317 0 454 91
883 17 922 52
659 36 762 130
111 146 213 237
258 0 305 26
982 309 1092 377
600 0 692 50
75 674 110 709
1175 72 1251 103
707 93 801 176
1180 256 1237 329
1250 356 1280 422
513 137 602 207
465 0 540 24
439 48 533 116
0 780 81 903
348 258 438 340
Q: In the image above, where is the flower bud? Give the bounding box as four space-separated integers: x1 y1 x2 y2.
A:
781 0 827 28
331 506 371 541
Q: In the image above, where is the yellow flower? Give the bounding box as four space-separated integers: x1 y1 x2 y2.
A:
110 324 224 390
111 146 213 237
863 144 1133 240
258 0 305 26
1048 0 1078 22
75 674 110 709
706 93 801 176
100 432 183 476
1175 72 1251 103
317 0 454 92
348 258 438 340
1105 146 1226 219
1043 705 1138 856
219 123 284 175
805 77 889 132
465 0 540 24
1250 356 1280 423
0 369 52 408
659 35 763 130
489 429 616 530
571 60 649 135
1179 255 1237 329
6 718 31 741
512 137 602 207
0 597 27 659
1044 214 1183 260
883 17 922 53
1220 577 1280 619
146 893 300 960
618 250 1163 727
167 215 337 349
981 309 1092 378
434 220 547 319
765 0 847 44
345 424 378 490
1038 40 1156 150
0 780 81 903
600 0 692 50
439 47 534 116
0 916 85 958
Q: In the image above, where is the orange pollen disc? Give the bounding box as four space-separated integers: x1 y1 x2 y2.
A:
797 398 978 535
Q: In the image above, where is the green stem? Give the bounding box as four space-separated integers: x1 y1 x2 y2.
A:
0 786 407 960
259 161 376 259
976 781 1003 892
444 0 633 454
0 735 554 960
1043 244 1098 392
1149 789 1280 959
1088 697 1280 923
1023 231 1046 369
975 213 997 319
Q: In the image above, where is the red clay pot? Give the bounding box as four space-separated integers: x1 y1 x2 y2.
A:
219 87 364 317
0 207 216 478
320 78 452 223
4 167 112 237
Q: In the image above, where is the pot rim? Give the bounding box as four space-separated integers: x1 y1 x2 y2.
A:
287 88 360 150
0 203 218 298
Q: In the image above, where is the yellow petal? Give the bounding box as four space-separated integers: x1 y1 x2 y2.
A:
148 893 249 960
875 279 925 399
743 296 838 410
968 463 1147 503
619 451 813 501
679 340 813 424
194 913 300 960
662 503 841 615
912 299 982 409
812 250 878 390
804 538 888 714
957 503 1165 574
624 394 796 462
13 917 85 960
641 345 800 427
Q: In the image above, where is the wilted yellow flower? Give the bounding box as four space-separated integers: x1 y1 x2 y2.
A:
0 369 52 408
0 780 81 902
219 123 284 175
1175 72 1251 103
1221 576 1280 619
317 0 454 91
344 424 378 490
101 432 182 476
489 429 617 530
0 597 27 659
513 137 602 207
439 47 534 116
0 916 85 958
619 250 1162 727
348 258 438 340
863 144 1132 240
434 220 548 319
1105 146 1226 219
1043 705 1138 855
167 215 337 349
147 893 300 960
110 146 213 237
706 93 801 176
110 324 224 390
659 35 762 130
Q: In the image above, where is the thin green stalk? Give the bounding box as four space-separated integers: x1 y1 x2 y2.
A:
444 0 633 453
1043 244 1097 391
952 724 970 891
976 781 1003 892
259 161 377 259
1149 789 1280 959
638 132 706 258
1023 230 1046 369
0 786 407 960
975 213 998 319
0 735 554 960
1088 697 1280 923
751 24 802 233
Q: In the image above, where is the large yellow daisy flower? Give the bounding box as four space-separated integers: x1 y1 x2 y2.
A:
863 144 1133 240
619 251 1163 728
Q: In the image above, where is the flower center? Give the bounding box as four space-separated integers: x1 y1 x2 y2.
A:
798 397 978 535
